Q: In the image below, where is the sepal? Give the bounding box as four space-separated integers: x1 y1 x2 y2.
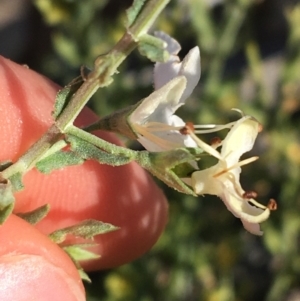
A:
137 148 200 195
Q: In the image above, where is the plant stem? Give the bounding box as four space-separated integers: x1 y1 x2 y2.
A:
2 0 169 182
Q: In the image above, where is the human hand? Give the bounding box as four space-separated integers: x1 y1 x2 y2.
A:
0 57 168 299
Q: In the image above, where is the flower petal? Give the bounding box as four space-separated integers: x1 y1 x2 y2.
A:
221 116 260 167
220 189 269 235
154 32 182 90
241 220 263 236
191 166 223 195
153 32 201 104
178 46 201 103
130 76 187 125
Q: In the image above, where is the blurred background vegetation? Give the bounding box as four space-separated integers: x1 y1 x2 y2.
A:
1 0 300 300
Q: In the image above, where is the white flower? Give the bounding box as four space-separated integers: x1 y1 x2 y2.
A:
187 116 273 235
128 32 201 152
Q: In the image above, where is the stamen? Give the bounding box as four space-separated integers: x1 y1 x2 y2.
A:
226 173 245 196
213 156 259 178
210 137 222 148
248 198 267 210
267 199 277 211
188 130 223 160
194 122 236 134
180 122 194 135
231 108 244 116
144 122 183 132
133 124 181 150
243 190 258 199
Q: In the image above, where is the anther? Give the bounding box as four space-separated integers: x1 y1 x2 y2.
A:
267 199 277 211
243 190 258 199
210 137 222 147
180 122 194 135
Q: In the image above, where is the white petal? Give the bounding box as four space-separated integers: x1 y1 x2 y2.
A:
154 59 181 90
220 189 269 235
153 33 201 103
178 47 201 103
241 220 263 236
137 130 196 152
221 116 259 167
153 32 182 90
239 206 270 224
130 76 187 125
191 166 223 195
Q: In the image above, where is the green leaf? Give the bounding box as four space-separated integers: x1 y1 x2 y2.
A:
78 269 91 283
125 0 146 27
67 134 133 166
0 203 14 225
138 34 169 62
9 172 24 191
63 244 100 262
49 219 119 244
17 204 50 225
62 243 100 282
53 76 83 120
36 150 84 174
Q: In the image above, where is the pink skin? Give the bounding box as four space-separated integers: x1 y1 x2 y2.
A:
0 214 85 301
0 56 168 297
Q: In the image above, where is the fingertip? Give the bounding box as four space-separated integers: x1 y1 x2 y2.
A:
0 215 85 301
0 255 85 301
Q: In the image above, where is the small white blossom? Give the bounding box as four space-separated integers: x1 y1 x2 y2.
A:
129 32 201 152
187 116 272 235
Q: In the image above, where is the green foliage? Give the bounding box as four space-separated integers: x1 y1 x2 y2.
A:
36 150 84 173
138 34 169 62
53 76 84 119
49 219 119 244
67 134 133 166
17 204 50 225
126 0 147 27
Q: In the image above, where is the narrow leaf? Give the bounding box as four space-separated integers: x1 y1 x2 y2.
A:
78 269 91 283
9 172 24 191
53 76 83 119
126 0 146 27
0 203 14 225
36 150 84 174
63 245 100 262
49 219 119 244
138 34 169 62
17 204 50 225
67 134 133 166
